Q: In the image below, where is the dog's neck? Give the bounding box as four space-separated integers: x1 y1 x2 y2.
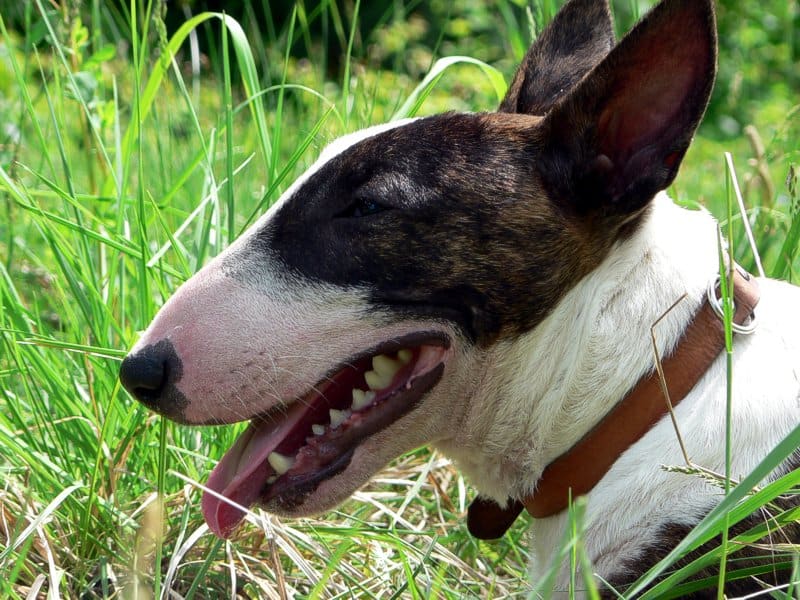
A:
436 193 722 502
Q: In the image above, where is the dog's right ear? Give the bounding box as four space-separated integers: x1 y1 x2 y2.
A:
499 0 614 115
537 0 717 223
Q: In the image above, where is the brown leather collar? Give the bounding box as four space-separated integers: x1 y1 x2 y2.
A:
467 267 760 540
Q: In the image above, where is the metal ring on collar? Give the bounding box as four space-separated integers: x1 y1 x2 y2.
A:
706 275 758 335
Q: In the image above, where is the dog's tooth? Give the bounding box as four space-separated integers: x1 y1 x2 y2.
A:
352 389 368 410
351 388 376 411
266 475 277 485
267 451 295 475
364 370 379 389
372 354 401 378
364 369 392 390
329 408 351 428
397 349 412 364
312 424 326 436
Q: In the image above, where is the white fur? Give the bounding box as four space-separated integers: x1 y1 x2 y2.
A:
434 194 800 591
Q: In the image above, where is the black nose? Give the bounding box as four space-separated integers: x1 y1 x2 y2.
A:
119 339 187 420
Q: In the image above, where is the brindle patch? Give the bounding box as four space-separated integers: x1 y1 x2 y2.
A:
604 453 800 597
241 112 611 346
231 0 716 347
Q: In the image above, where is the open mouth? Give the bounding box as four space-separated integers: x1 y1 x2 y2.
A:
201 331 451 538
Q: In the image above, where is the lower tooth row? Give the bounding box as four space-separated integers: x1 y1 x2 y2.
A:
352 388 376 410
329 408 351 428
267 451 295 475
268 350 414 483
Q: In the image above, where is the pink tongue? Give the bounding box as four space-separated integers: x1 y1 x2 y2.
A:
202 401 307 538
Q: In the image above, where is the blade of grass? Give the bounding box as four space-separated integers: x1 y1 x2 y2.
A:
392 56 507 120
221 14 235 246
633 422 800 597
115 11 272 200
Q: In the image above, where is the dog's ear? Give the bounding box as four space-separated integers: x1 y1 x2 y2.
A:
538 0 717 220
499 0 614 115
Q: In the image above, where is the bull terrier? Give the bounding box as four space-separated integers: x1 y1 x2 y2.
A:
120 0 800 594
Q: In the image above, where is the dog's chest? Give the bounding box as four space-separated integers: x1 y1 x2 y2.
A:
527 277 800 590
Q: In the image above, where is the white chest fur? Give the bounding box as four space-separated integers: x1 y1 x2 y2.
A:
437 194 800 587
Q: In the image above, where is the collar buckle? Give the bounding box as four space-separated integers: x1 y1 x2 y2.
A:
706 265 758 335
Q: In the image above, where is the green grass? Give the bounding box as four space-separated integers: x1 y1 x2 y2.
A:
0 1 798 598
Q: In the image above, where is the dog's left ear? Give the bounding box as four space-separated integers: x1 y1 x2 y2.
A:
499 0 614 115
537 0 717 220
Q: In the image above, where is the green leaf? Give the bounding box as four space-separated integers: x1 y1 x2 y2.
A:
85 43 116 68
67 70 97 104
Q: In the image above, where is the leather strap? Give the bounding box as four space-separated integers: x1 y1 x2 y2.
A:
467 497 524 540
468 267 759 539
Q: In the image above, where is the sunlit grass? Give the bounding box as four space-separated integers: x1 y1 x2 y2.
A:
0 0 798 597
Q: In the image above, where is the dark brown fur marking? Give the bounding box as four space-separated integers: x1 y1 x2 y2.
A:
238 112 608 345
603 453 800 597
229 1 717 347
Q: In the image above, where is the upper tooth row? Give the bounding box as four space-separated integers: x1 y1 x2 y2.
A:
364 350 411 390
265 350 414 480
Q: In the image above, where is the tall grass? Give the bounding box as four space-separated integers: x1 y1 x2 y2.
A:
0 0 798 598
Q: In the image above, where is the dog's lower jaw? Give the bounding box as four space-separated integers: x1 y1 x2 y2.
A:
255 346 489 521
201 338 460 536
256 380 473 518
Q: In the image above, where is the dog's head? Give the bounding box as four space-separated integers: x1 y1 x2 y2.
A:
119 0 716 538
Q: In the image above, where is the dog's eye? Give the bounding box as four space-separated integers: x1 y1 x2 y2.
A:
337 197 389 218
